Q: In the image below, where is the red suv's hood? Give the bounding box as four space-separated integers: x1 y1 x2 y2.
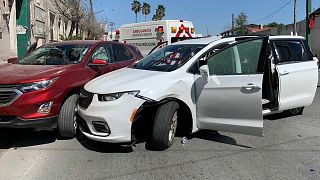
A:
0 63 68 84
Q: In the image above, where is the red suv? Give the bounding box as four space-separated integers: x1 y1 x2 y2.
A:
0 40 143 137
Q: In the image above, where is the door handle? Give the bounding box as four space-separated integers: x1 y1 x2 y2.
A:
280 71 290 76
242 84 255 89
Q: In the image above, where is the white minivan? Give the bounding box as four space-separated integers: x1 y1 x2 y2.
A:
78 35 319 150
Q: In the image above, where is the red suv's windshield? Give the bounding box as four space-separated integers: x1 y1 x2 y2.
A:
19 44 91 65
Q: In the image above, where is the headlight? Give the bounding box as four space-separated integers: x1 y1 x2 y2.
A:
98 91 140 102
19 78 58 93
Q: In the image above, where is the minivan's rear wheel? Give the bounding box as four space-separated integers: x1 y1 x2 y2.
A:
58 94 79 138
286 107 304 116
150 101 179 150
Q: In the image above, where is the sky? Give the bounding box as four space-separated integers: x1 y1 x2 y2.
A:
93 0 320 35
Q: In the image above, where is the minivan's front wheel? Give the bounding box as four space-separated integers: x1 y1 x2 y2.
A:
150 101 179 150
58 94 79 138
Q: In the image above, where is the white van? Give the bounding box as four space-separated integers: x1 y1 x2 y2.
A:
117 20 196 56
78 35 319 150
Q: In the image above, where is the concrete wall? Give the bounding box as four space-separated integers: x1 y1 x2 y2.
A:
310 17 320 57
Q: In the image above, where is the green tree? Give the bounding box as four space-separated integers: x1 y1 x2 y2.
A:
141 2 151 22
265 22 284 28
152 5 165 21
131 0 141 23
152 14 158 21
235 12 248 35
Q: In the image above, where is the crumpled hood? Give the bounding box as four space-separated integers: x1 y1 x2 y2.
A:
0 63 68 84
85 68 168 95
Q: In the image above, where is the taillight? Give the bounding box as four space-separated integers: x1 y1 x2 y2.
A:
191 28 195 34
157 26 164 33
116 29 120 36
171 27 177 33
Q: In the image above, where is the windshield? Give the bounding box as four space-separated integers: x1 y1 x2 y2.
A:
131 44 204 72
19 44 91 65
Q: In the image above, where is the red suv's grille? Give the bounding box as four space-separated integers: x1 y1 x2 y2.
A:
79 88 94 110
0 84 21 106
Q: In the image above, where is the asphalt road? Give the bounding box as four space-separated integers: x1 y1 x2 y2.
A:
0 88 320 180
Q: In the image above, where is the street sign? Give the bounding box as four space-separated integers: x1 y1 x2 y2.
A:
16 25 28 35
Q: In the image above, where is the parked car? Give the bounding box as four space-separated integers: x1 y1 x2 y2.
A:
78 36 319 150
0 40 143 138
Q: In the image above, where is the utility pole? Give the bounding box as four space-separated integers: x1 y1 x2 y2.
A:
232 13 235 35
206 27 209 36
306 0 312 46
294 0 297 35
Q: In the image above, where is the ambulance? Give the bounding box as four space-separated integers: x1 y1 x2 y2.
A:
116 20 196 56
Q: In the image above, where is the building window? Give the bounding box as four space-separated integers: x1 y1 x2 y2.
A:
0 32 2 39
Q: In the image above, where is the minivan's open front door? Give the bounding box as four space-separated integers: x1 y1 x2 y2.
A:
196 37 268 136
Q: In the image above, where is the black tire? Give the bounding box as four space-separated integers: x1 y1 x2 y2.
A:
58 94 79 138
285 107 304 116
150 101 179 150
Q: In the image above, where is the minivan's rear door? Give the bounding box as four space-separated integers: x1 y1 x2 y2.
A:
273 39 318 111
196 37 268 136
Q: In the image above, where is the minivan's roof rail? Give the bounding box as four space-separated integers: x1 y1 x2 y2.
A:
222 34 269 39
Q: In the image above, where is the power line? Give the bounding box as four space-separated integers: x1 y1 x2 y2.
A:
253 0 294 24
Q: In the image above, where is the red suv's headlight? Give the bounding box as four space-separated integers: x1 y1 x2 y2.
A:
18 78 59 93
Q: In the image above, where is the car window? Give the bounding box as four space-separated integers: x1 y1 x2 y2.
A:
19 45 90 65
91 45 114 63
189 43 230 74
274 41 308 63
112 44 133 62
207 39 264 75
131 44 204 72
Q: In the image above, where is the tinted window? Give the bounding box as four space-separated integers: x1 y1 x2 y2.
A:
91 45 114 63
112 44 133 62
19 45 91 65
274 41 308 63
207 39 263 75
188 43 230 74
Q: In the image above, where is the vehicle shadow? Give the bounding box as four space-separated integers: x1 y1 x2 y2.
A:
183 130 252 149
0 128 57 149
264 112 302 121
76 133 133 153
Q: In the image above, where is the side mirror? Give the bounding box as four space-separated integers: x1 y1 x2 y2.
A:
90 59 108 66
7 57 18 64
199 65 209 78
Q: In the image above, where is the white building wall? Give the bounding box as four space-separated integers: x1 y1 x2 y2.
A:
0 0 17 62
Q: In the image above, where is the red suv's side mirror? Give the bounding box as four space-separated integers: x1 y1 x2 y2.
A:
7 57 18 64
90 59 108 66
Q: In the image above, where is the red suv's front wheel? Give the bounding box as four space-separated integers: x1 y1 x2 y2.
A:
58 94 79 138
